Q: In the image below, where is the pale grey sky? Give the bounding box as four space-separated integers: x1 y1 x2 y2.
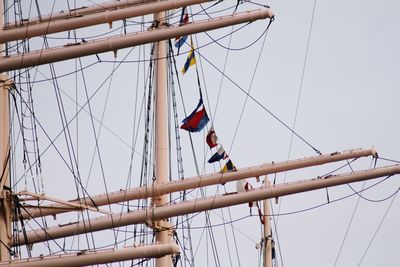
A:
5 0 400 266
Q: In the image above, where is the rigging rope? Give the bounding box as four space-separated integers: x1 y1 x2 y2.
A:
333 157 377 265
193 42 321 155
168 40 196 267
277 0 319 220
209 23 243 265
356 190 398 266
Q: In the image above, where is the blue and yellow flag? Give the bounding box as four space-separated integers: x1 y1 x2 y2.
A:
221 159 237 173
181 46 196 74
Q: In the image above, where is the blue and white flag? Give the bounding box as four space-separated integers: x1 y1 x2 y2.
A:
208 147 227 163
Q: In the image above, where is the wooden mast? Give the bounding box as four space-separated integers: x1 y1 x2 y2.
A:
263 177 272 267
153 5 173 267
0 0 12 261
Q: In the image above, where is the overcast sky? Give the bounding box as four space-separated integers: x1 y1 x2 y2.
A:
5 0 400 266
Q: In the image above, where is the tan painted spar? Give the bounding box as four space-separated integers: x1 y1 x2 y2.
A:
14 164 400 246
20 148 376 220
0 0 216 44
4 0 155 29
0 8 274 72
0 244 179 267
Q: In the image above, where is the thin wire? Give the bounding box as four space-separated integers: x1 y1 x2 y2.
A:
77 55 120 248
332 158 376 266
347 183 400 203
45 37 97 250
190 22 318 263
356 190 398 266
333 182 366 266
12 61 100 85
270 175 394 217
12 47 141 189
207 22 244 264
377 156 400 164
8 16 265 79
277 0 319 224
123 17 148 250
270 203 285 267
228 18 273 158
194 43 321 155
174 26 221 266
67 172 398 256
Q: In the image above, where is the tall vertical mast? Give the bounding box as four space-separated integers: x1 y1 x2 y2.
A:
0 0 12 261
263 177 272 267
153 7 173 267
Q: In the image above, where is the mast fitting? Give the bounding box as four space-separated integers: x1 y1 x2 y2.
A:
145 207 175 235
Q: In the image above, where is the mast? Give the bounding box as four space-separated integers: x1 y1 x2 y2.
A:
263 177 272 267
153 6 173 267
0 0 12 261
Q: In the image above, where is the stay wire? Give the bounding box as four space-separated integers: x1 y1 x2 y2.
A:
270 203 285 267
211 18 272 267
18 171 396 254
190 35 223 267
212 24 234 124
271 175 394 217
208 20 243 264
278 0 319 220
124 19 148 249
11 46 139 190
271 0 319 231
168 41 197 267
227 17 273 160
170 37 217 263
77 56 120 249
193 34 321 156
14 202 66 254
347 182 400 203
356 188 398 266
44 37 97 251
10 86 101 251
332 158 375 267
34 22 84 252
376 156 400 164
205 21 271 51
190 14 260 266
34 65 147 161
226 195 243 267
60 20 266 69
